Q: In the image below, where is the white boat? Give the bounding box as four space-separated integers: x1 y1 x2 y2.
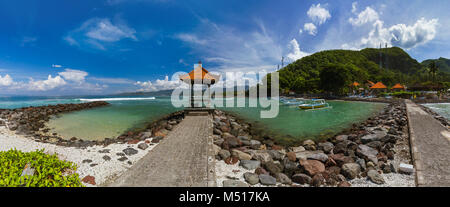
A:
299 99 330 110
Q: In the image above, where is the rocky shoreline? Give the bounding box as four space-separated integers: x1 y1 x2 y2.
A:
0 102 185 148
0 102 186 186
212 100 415 187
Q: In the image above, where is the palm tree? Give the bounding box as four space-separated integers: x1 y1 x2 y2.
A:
429 61 439 83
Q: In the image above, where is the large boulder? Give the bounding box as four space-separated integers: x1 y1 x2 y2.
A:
356 145 379 164
122 148 138 156
231 149 252 160
264 161 283 175
318 142 334 153
267 150 284 161
312 173 326 187
249 140 262 149
250 150 273 163
239 160 261 170
259 174 276 186
290 146 306 153
244 172 259 185
222 136 242 149
282 158 299 176
218 149 231 160
361 130 387 144
302 139 316 150
299 160 325 176
341 163 361 179
367 169 385 184
292 173 312 185
276 173 292 185
330 153 355 167
307 152 328 162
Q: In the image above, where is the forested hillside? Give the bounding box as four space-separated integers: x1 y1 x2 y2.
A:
273 47 450 94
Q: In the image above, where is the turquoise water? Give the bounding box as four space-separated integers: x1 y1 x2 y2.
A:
221 100 386 144
423 103 450 119
0 96 385 142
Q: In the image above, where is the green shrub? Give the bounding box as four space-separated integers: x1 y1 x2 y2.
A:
0 149 84 187
380 91 420 98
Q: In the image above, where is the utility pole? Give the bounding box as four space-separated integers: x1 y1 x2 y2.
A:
385 43 388 70
379 43 382 69
281 56 284 68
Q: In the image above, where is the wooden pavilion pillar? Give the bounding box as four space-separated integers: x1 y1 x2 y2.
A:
190 81 194 108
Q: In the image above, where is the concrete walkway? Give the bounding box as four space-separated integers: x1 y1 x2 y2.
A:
406 100 450 186
110 114 216 187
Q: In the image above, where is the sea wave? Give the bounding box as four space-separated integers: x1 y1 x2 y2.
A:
79 97 156 102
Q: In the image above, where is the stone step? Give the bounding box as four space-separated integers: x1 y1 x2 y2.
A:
187 111 209 116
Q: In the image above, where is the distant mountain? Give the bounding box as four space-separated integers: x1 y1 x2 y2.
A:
422 57 450 73
115 85 250 97
116 89 174 97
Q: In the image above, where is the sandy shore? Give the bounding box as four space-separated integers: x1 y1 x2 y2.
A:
0 119 159 186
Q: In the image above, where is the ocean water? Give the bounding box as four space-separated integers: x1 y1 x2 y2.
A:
0 96 385 142
423 103 450 119
221 100 386 144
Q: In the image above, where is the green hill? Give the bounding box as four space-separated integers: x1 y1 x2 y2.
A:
275 47 442 94
422 57 450 73
360 47 422 74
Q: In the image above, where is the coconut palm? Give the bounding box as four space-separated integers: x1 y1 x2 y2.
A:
429 61 439 83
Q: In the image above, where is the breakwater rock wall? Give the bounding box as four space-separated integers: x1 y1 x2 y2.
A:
213 100 412 186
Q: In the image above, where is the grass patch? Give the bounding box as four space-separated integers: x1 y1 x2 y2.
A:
0 149 84 187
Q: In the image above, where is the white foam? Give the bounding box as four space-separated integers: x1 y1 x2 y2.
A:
79 97 156 102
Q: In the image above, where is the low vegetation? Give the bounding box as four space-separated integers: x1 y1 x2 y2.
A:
0 149 83 187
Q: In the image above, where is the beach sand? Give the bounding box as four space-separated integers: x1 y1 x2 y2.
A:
0 119 158 186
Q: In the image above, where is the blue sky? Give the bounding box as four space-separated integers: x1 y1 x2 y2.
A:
0 0 449 95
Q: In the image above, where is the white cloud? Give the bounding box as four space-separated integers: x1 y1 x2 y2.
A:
175 34 207 45
84 18 137 42
0 74 13 86
90 77 135 84
64 17 137 50
27 75 67 91
58 69 88 84
351 2 358 14
135 75 188 92
20 36 37 47
307 4 331 25
64 36 79 46
286 39 309 61
175 18 282 73
349 6 380 26
351 18 439 49
389 18 439 48
303 23 317 35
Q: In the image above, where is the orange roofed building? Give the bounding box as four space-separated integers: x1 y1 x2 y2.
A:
179 61 220 108
391 83 405 91
370 82 387 94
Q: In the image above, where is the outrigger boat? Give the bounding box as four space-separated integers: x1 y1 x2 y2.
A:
299 99 330 110
279 97 301 105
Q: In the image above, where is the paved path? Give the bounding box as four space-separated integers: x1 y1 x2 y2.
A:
406 100 450 186
110 114 216 187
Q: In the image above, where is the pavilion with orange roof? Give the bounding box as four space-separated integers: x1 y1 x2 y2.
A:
179 61 220 108
370 81 387 93
391 83 405 91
